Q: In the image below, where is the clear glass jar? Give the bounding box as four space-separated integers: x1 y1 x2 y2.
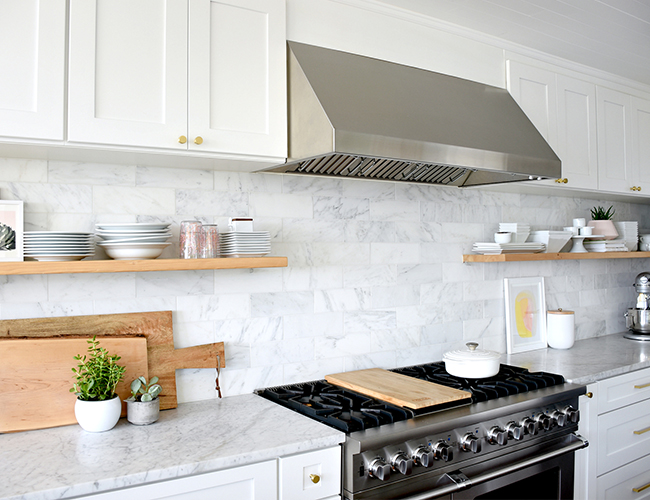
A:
200 224 219 258
179 220 202 259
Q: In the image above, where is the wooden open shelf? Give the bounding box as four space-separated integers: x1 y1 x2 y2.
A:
463 251 650 263
0 256 288 276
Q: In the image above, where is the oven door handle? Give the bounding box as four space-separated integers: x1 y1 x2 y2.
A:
398 434 589 500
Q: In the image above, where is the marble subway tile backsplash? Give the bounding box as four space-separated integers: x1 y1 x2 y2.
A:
1 158 650 403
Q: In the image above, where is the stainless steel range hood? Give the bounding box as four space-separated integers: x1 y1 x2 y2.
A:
262 42 561 187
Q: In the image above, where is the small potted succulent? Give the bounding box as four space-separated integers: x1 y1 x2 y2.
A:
126 376 162 425
70 336 126 432
588 205 618 240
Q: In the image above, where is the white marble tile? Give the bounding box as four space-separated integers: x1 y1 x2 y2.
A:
250 291 313 317
463 317 506 347
48 161 136 185
283 312 344 339
422 321 463 345
340 178 395 201
395 344 444 365
395 221 442 242
94 185 175 215
395 305 442 328
462 279 503 301
315 332 372 359
282 266 343 291
462 204 502 224
24 212 95 232
250 192 313 218
283 358 346 383
314 287 372 312
92 296 176 315
370 242 420 264
369 199 419 221
282 218 347 242
0 275 48 303
136 270 214 297
176 189 248 216
441 221 484 243
344 310 397 332
344 351 397 371
442 262 484 283
251 337 315 366
213 267 283 294
395 264 442 285
371 327 420 351
371 284 420 308
421 282 464 305
313 196 369 220
175 368 222 403
3 181 92 213
0 300 95 320
214 317 283 343
311 242 371 266
176 294 251 321
0 158 47 182
222 343 251 369
48 273 136 302
420 201 464 223
282 175 343 196
136 166 214 189
173 320 216 348
344 220 396 242
343 265 397 288
214 171 283 193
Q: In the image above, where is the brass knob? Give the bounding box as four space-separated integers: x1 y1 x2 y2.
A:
178 135 187 144
562 178 568 183
631 186 641 191
309 474 320 484
586 392 593 398
639 187 642 192
194 136 203 145
554 178 568 184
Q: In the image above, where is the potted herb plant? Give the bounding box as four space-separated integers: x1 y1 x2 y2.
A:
70 336 126 432
126 376 162 425
588 205 619 240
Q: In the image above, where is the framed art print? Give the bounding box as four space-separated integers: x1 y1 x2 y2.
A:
0 200 24 262
504 276 547 354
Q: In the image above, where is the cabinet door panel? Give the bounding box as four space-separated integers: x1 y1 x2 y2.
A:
279 446 341 500
556 75 598 190
597 367 650 415
597 447 650 499
631 96 650 192
189 0 287 158
597 87 633 193
0 0 65 140
68 0 188 149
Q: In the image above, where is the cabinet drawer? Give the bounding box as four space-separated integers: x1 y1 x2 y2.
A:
597 398 650 475
279 446 341 500
598 368 650 414
597 453 650 500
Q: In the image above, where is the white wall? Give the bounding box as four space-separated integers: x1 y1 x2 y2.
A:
1 158 649 402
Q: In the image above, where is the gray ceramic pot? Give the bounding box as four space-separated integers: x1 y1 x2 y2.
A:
126 398 160 425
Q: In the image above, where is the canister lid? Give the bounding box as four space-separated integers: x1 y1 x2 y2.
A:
548 308 574 315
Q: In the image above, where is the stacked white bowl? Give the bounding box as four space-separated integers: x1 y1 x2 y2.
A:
219 231 271 257
95 223 172 260
499 223 530 243
614 221 639 251
24 231 95 261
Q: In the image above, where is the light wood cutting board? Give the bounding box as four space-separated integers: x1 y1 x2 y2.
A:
0 337 148 433
325 368 472 409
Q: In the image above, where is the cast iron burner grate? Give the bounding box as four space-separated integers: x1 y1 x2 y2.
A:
391 362 565 403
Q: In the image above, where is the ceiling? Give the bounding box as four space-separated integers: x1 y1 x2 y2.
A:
374 0 650 87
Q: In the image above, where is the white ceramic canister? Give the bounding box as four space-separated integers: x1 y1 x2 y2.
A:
546 309 575 349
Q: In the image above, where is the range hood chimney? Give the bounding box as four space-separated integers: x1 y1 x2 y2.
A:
262 42 561 187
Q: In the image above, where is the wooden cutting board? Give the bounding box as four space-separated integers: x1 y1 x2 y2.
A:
0 311 225 414
0 337 148 433
325 368 472 409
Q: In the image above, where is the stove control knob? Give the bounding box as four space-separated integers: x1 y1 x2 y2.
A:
413 446 435 467
563 405 580 424
487 426 508 446
431 441 453 462
368 458 391 481
520 417 538 436
460 433 481 454
535 413 552 431
550 410 567 427
505 421 524 441
391 452 413 476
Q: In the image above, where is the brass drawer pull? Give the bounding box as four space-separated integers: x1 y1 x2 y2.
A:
634 382 650 389
633 482 650 493
309 474 320 484
633 426 650 435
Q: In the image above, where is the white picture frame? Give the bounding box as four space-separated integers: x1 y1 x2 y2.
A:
504 277 547 354
0 200 24 262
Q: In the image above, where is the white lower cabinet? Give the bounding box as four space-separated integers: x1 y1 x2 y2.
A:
74 446 341 500
576 367 650 499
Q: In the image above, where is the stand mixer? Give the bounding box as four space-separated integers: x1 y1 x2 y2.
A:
625 272 650 340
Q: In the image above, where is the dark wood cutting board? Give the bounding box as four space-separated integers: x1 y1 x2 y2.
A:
0 311 225 414
326 368 472 409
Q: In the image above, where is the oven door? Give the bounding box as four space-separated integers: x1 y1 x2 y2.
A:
391 433 587 500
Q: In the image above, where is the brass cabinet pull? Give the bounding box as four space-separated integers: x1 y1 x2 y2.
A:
178 135 187 144
309 474 320 484
631 186 642 191
585 392 593 398
633 426 650 435
194 136 203 145
634 382 650 389
554 178 568 184
633 482 650 493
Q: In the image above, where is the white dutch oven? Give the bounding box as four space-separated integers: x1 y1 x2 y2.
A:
443 342 501 378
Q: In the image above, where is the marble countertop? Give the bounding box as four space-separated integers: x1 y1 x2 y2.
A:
503 332 650 385
0 394 345 500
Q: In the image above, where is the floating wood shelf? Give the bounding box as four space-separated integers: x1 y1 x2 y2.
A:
0 256 288 276
463 251 650 263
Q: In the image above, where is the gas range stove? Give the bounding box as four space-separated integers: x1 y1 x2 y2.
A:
257 361 587 499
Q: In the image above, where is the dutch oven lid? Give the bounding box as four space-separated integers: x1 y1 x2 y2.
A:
443 342 500 362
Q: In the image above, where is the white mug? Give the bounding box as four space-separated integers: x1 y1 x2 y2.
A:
564 226 579 235
580 226 593 236
572 218 586 228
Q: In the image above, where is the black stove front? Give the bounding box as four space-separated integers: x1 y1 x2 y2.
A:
256 362 566 433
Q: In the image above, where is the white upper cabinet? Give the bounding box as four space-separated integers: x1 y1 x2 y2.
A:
68 0 188 150
0 0 66 141
68 0 287 159
506 60 598 191
631 97 650 193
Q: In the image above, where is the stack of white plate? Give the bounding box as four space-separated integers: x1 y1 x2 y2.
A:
498 223 530 243
24 231 95 261
95 223 172 260
219 231 271 257
614 221 639 251
472 242 545 255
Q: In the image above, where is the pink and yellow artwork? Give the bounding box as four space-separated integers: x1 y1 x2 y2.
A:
514 290 536 338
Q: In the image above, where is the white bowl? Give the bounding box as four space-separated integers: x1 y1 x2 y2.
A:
528 230 573 253
98 242 170 260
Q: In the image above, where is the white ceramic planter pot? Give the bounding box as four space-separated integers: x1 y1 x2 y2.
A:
126 398 160 425
74 395 122 432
